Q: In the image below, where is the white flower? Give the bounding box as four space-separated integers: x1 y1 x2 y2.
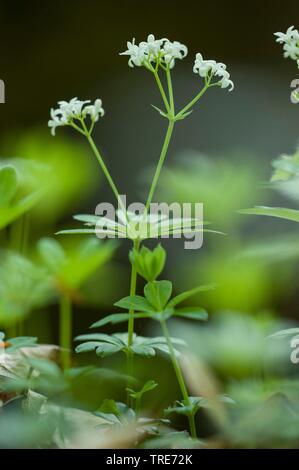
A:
48 97 105 135
193 53 234 91
274 26 299 62
120 34 188 69
58 97 90 118
283 41 299 60
163 40 188 68
83 99 105 121
48 108 68 136
139 34 164 57
274 26 299 44
193 53 217 77
120 38 148 67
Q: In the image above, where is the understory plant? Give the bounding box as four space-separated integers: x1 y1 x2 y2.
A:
47 34 234 438
240 25 299 343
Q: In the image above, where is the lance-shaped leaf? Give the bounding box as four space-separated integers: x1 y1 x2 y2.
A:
114 295 154 313
91 312 153 329
173 307 208 321
239 206 299 223
269 328 299 339
167 284 217 309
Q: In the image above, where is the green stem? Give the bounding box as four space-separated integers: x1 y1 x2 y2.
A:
175 83 210 119
153 70 171 114
160 318 197 439
145 120 174 210
127 245 139 348
126 239 140 405
82 122 126 214
59 295 72 370
166 67 174 114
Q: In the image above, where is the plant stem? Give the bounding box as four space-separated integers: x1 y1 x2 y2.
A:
59 295 72 370
127 240 140 348
166 67 174 114
126 239 140 405
175 83 209 119
145 120 174 210
82 123 126 215
153 71 171 114
160 318 197 439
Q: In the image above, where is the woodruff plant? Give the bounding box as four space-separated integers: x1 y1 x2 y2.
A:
275 26 299 103
48 34 234 438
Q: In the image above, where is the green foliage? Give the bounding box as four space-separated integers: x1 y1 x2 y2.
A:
0 164 42 230
239 206 299 223
0 250 53 325
127 380 158 401
58 211 221 241
144 280 172 311
129 244 166 282
75 332 185 359
109 280 212 323
4 131 99 223
38 237 117 293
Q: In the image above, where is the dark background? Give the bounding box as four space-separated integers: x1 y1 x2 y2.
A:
1 0 299 200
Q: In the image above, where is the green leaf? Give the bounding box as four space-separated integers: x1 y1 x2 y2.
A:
173 307 208 321
167 284 216 308
130 344 156 357
96 400 136 425
165 397 201 417
144 280 172 311
6 336 38 352
151 104 168 118
0 166 18 205
127 380 158 400
56 229 97 235
27 358 61 378
75 333 123 346
37 237 66 273
129 244 166 282
98 399 120 417
239 206 299 223
91 312 151 329
174 110 193 121
75 341 103 353
114 295 154 313
95 343 123 358
269 328 299 339
0 189 43 230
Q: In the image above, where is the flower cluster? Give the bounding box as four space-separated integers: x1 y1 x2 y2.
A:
193 53 234 91
274 26 299 63
120 34 188 69
48 98 104 136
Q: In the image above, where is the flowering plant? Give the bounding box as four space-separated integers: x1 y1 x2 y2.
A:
45 33 234 439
